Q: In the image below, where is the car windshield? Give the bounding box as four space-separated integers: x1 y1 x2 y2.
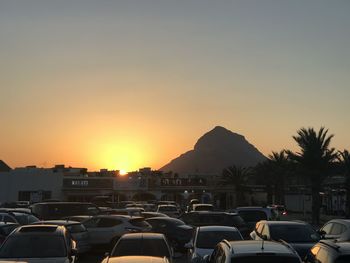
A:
270 224 320 242
0 236 67 258
159 206 177 212
232 256 300 263
112 238 170 258
195 205 213 211
13 213 39 225
196 231 242 248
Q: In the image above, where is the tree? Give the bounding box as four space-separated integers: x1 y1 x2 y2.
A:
221 165 251 206
268 150 290 204
287 127 337 225
254 161 274 204
338 150 350 217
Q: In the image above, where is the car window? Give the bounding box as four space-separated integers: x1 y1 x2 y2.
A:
256 223 264 234
232 256 300 263
330 223 346 235
129 218 150 228
261 224 269 238
316 247 331 263
112 238 170 258
4 215 16 223
231 215 246 227
196 230 242 249
0 236 67 258
98 218 122 227
321 223 333 234
0 224 19 236
238 211 267 222
67 224 86 233
336 255 350 263
269 224 320 242
83 217 100 228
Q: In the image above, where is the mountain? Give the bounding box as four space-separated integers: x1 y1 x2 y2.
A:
160 126 266 175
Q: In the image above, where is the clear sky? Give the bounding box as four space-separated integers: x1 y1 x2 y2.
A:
1 0 349 172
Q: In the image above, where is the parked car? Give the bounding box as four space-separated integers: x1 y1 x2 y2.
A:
30 202 100 220
104 233 173 263
102 208 144 217
192 204 214 212
156 205 180 218
207 240 302 263
0 222 19 245
34 220 90 254
0 225 77 262
145 217 193 251
82 215 151 246
179 211 249 238
304 240 350 263
234 206 280 231
318 219 350 241
187 226 243 263
141 212 168 219
64 215 93 223
0 210 39 225
250 220 320 259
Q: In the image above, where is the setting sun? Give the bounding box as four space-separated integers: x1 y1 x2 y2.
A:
119 169 127 176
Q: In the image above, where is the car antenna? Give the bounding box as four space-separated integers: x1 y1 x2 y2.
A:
261 239 265 250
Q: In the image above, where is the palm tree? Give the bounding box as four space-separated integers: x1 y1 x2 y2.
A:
254 161 274 204
221 165 251 206
338 150 350 217
268 150 289 204
287 127 337 225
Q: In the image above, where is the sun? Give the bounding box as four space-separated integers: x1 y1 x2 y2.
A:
119 169 128 176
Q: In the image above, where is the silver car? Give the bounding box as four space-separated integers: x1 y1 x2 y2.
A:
186 226 243 263
0 224 77 262
319 219 350 241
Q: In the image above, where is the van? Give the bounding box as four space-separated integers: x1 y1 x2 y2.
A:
30 202 100 220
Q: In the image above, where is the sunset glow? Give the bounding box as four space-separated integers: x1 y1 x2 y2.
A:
1 1 350 171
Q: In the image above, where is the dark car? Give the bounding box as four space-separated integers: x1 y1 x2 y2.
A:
145 217 193 251
0 222 19 245
250 220 320 259
30 202 100 220
34 220 90 254
208 240 302 263
179 211 249 239
141 212 168 219
305 240 350 263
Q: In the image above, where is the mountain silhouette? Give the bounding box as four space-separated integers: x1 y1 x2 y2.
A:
160 126 266 175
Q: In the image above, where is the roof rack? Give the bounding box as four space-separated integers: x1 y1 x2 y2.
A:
319 240 340 251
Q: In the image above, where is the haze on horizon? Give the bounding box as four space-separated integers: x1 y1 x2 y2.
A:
1 1 349 172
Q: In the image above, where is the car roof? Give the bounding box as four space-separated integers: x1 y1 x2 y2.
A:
198 226 239 232
227 240 298 255
261 220 309 226
107 256 168 263
12 225 65 236
327 219 350 225
186 211 238 215
37 220 82 226
120 233 165 240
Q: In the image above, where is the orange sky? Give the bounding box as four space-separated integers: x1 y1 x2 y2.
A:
1 1 349 172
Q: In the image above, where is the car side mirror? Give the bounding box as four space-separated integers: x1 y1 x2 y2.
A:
71 248 78 256
184 242 193 249
203 254 211 263
317 230 326 238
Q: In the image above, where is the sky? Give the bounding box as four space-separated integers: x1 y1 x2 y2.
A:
1 0 349 172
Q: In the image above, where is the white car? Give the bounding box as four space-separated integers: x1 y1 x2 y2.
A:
0 224 77 262
83 215 151 246
103 233 173 263
186 226 243 263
